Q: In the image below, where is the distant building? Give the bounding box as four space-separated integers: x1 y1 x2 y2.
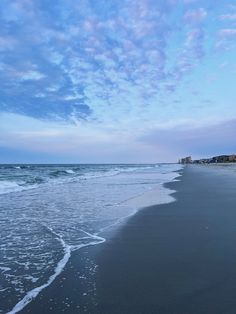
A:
179 156 192 164
229 154 236 162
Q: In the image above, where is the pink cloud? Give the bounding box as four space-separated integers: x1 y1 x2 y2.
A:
184 8 207 24
186 28 204 44
219 14 236 21
218 28 236 38
184 0 199 3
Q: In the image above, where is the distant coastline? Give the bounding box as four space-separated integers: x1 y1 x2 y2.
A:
179 154 236 164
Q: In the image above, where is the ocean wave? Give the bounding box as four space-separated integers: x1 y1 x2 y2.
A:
80 166 153 180
25 177 44 185
65 169 75 174
0 164 182 196
0 266 11 273
0 181 26 195
49 169 75 177
0 179 42 195
18 165 32 169
0 165 31 170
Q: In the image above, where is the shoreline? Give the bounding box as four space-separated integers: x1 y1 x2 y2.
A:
5 167 182 314
20 165 236 313
17 171 183 314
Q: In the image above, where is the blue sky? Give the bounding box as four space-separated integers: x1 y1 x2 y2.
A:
0 0 236 163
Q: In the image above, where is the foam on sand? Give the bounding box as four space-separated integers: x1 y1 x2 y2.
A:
7 226 105 314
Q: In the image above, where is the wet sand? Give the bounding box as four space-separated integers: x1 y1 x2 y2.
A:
21 165 236 314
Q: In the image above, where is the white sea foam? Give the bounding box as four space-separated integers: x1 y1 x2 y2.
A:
98 169 182 234
65 169 75 174
0 180 39 195
7 226 105 314
81 166 150 180
23 275 39 283
0 287 9 292
0 181 25 195
0 266 11 273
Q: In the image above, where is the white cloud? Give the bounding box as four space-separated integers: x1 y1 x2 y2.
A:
0 0 234 146
19 70 46 81
63 94 83 101
46 85 61 92
0 36 16 51
47 50 64 65
35 93 46 98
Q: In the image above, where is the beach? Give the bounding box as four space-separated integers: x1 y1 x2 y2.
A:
18 164 236 314
1 1 235 313
0 164 180 313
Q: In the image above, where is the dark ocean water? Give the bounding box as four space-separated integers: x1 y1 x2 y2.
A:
0 163 182 313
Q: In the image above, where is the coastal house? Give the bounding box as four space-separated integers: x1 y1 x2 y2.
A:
212 155 236 163
192 154 236 164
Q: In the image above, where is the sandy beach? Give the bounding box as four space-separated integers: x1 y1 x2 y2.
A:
20 165 236 314
1 1 235 313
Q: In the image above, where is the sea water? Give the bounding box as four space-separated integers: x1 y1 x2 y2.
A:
0 163 182 313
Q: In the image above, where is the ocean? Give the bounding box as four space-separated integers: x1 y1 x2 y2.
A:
0 163 182 313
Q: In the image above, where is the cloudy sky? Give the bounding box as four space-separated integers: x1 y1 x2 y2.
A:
0 0 236 163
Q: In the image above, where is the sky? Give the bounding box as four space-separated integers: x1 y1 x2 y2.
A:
0 0 236 163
